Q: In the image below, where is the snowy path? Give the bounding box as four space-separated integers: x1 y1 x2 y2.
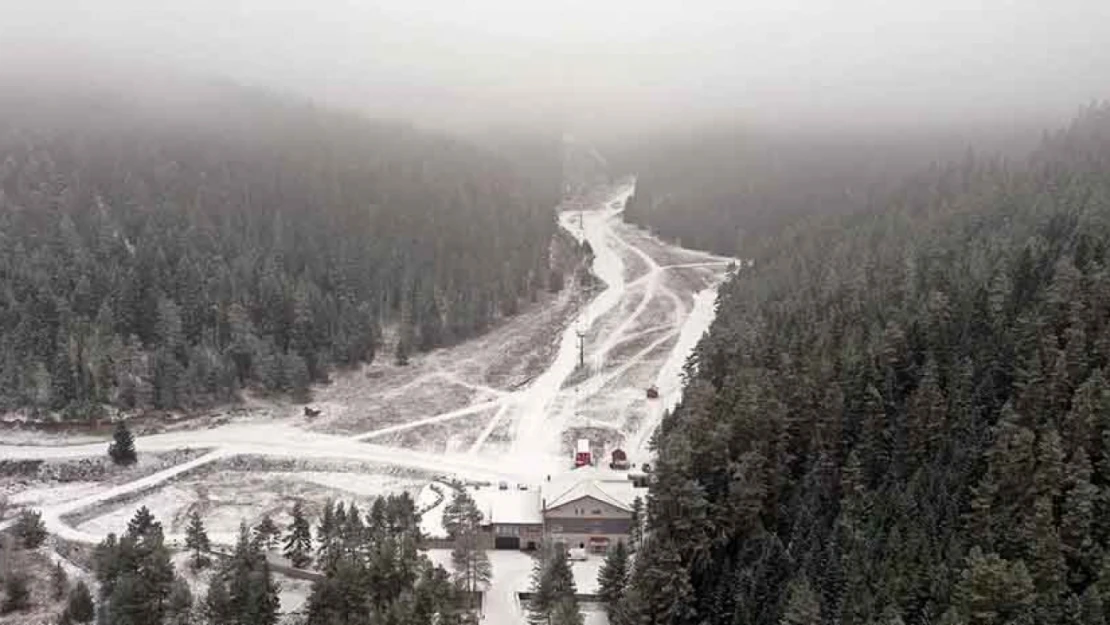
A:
0 181 733 548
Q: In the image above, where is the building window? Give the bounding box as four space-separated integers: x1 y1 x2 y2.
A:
591 509 602 515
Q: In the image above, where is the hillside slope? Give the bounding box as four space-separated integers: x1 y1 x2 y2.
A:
0 81 561 416
622 105 1110 625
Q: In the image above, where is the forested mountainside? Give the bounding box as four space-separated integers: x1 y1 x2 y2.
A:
0 84 562 417
617 127 1033 255
621 105 1110 625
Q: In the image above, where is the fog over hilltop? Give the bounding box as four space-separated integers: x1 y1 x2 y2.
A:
3 0 1109 137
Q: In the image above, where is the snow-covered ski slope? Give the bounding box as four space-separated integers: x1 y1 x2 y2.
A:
0 181 734 543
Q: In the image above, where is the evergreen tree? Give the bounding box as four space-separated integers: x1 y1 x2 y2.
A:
948 548 1035 625
597 541 630 618
223 522 281 625
51 561 69 600
527 550 554 625
184 510 212 571
1061 448 1099 588
66 581 96 623
93 506 178 625
283 501 313 569
450 505 491 611
446 490 490 608
316 500 336 559
253 515 280 552
1 574 30 614
529 545 578 625
552 598 584 625
442 489 475 540
166 578 193 625
779 576 821 625
14 508 47 549
205 577 232 625
629 497 644 553
108 421 137 466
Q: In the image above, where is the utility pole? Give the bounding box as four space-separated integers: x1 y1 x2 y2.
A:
577 329 585 368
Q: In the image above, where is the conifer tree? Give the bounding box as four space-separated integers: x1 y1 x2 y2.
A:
224 522 280 625
552 598 584 625
780 576 821 625
185 510 212 570
108 421 137 466
50 561 69 600
1061 448 1099 588
449 492 491 611
527 548 556 625
1 574 30 614
629 497 644 553
316 500 335 558
253 515 280 552
66 581 95 623
14 508 47 549
166 578 193 625
597 541 630 617
93 507 179 625
529 545 578 625
205 577 232 625
283 501 313 569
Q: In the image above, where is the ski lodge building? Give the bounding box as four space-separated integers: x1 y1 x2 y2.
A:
541 467 643 553
473 446 647 552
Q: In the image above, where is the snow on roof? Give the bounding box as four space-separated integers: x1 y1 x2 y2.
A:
542 467 645 512
472 486 543 526
576 439 591 453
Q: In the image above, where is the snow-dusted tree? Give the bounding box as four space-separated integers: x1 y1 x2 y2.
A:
629 496 644 552
1 574 30 614
283 501 313 569
529 544 578 625
14 508 47 549
108 421 137 466
205 576 232 625
185 510 212 570
552 597 584 625
597 541 630 617
451 531 491 598
166 578 194 625
50 561 69 600
65 580 95 623
253 515 280 552
224 523 280 625
442 488 482 539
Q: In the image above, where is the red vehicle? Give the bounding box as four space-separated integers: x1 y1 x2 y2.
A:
575 439 592 467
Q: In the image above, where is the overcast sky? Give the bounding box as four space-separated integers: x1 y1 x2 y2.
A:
4 0 1110 135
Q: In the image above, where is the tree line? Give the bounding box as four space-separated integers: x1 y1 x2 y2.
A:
618 104 1110 625
0 80 563 418
614 125 1034 255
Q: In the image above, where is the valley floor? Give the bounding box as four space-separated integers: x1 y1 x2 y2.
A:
0 181 733 625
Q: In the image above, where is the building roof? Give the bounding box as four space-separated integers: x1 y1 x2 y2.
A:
472 486 544 526
542 467 646 513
